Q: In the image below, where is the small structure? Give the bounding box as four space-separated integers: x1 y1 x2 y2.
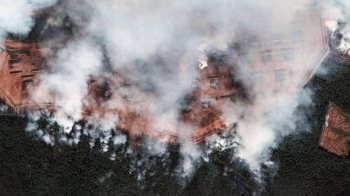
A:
319 103 350 156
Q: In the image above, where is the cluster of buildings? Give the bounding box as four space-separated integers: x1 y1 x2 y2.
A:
1 6 345 151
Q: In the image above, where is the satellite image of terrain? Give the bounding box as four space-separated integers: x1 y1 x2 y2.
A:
0 0 350 195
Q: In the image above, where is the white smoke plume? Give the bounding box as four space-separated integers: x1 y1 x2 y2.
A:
0 0 57 38
321 0 350 55
0 103 8 112
32 37 104 132
0 0 342 184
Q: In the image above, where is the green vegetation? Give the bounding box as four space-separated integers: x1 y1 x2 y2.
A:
267 59 350 196
332 127 350 137
0 116 254 195
0 116 139 196
0 58 350 195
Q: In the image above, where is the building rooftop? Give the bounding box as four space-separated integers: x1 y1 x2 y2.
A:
319 103 350 156
243 8 329 112
0 7 331 143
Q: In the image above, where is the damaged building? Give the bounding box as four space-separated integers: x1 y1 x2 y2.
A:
0 6 331 143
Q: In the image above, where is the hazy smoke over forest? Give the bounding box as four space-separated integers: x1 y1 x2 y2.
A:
323 0 350 54
1 0 350 182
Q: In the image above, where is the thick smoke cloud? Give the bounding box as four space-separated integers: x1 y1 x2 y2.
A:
0 0 57 37
1 0 343 181
32 38 104 132
322 0 350 54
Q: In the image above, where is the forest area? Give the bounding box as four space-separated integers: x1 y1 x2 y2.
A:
0 59 350 195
